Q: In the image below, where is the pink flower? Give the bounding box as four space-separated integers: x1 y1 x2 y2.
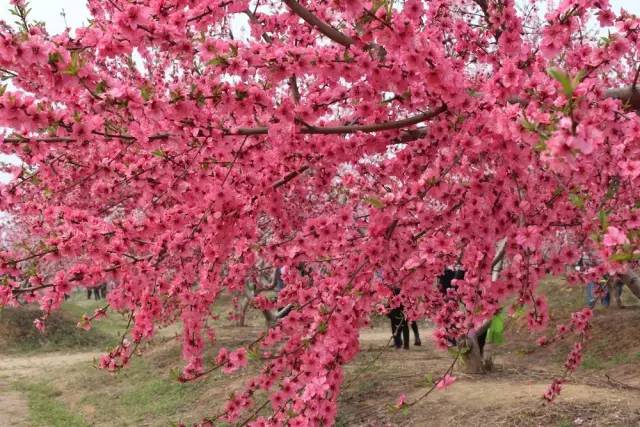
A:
436 374 456 390
395 393 407 408
603 226 629 247
619 160 640 180
33 318 46 333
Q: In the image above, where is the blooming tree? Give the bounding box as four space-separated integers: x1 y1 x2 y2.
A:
2 0 640 424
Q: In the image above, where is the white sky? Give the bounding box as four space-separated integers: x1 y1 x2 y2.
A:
0 0 638 36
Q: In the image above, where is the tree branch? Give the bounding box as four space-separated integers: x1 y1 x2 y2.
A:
272 165 310 188
282 0 355 47
3 105 447 143
605 86 640 111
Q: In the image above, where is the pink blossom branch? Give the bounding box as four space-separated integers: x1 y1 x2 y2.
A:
282 0 355 47
272 165 310 189
3 105 447 143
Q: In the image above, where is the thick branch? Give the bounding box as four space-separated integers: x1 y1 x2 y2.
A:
4 105 446 143
235 104 447 136
272 165 310 188
282 0 355 47
605 86 640 111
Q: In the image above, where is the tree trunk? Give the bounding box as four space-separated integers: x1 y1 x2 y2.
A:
235 294 251 327
624 272 640 300
459 238 507 374
460 320 492 374
262 309 276 327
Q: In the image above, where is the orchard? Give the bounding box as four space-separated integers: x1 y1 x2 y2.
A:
2 0 640 425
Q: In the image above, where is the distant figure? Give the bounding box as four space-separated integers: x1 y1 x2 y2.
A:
411 320 421 346
387 288 421 349
86 283 107 300
578 250 612 308
438 267 465 295
437 267 466 347
274 267 285 293
273 267 292 319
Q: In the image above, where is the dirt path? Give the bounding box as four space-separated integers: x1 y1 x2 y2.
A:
0 351 98 426
343 325 640 426
0 380 29 427
0 351 98 378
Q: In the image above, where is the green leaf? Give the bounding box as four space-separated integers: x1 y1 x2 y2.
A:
521 118 538 132
151 149 166 158
207 55 229 67
316 321 327 334
512 305 525 319
247 347 260 361
534 141 547 153
598 210 609 232
364 196 385 209
424 373 434 387
569 193 585 209
48 52 61 65
547 68 574 97
486 311 506 345
140 84 153 102
63 51 82 76
234 90 248 101
95 80 107 95
572 69 586 88
610 251 632 262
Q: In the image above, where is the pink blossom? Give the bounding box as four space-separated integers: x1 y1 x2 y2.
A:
436 374 456 390
395 393 407 408
603 226 629 246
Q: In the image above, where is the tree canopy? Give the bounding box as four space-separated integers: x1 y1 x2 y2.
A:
2 0 640 424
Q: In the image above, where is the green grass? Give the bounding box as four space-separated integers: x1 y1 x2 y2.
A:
61 294 132 341
0 305 109 354
581 354 605 370
581 351 637 370
15 382 89 427
0 292 137 354
59 345 218 426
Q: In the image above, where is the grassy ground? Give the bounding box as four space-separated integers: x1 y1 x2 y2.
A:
2 279 640 426
14 382 88 427
0 293 131 354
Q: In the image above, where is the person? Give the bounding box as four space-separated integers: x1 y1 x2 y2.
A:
411 320 421 346
388 288 410 350
387 288 421 349
437 267 466 347
438 267 465 295
604 272 626 308
273 266 292 318
578 250 613 308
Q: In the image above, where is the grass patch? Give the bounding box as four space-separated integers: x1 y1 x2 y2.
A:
61 294 132 341
581 354 605 370
0 305 110 354
0 293 139 354
59 345 220 426
15 382 88 427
